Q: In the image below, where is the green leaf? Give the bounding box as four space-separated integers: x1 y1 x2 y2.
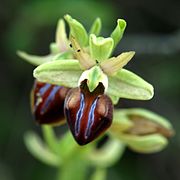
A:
89 34 114 62
42 126 60 155
88 138 125 168
64 14 88 46
111 19 126 48
55 19 69 52
100 51 135 75
89 17 102 36
24 131 60 166
33 59 82 88
78 66 108 92
107 68 154 100
17 50 55 66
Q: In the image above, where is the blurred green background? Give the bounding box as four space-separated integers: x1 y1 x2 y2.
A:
0 0 180 179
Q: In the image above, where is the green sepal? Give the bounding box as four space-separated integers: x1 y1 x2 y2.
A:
17 50 55 66
111 19 126 48
89 34 114 62
78 66 108 92
88 138 125 168
89 17 102 36
33 59 82 88
107 68 154 100
53 51 73 61
64 14 88 47
24 131 60 167
55 19 69 52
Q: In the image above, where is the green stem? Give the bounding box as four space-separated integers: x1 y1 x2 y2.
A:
56 155 88 180
42 125 59 154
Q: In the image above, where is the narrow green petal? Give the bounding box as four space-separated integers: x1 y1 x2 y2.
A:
17 50 55 66
24 131 60 166
100 51 135 75
55 19 69 52
64 14 88 46
111 19 126 48
33 60 82 88
107 68 154 100
89 17 102 36
89 34 114 62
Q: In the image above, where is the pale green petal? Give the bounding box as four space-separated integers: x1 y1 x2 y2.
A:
111 19 126 48
64 14 88 46
89 17 102 36
100 51 135 75
17 50 55 66
33 59 82 88
89 34 114 62
55 19 69 52
107 68 154 100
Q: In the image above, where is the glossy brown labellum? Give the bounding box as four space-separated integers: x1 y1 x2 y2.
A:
64 80 113 145
31 81 70 125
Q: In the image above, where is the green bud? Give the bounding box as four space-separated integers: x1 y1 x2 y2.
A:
107 68 154 100
111 19 126 49
89 34 114 62
78 65 108 92
109 108 174 153
89 17 102 36
64 14 88 47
